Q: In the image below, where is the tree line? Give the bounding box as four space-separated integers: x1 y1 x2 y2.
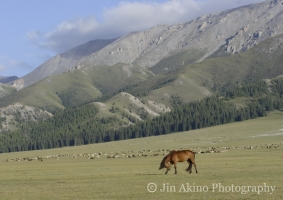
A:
0 78 282 153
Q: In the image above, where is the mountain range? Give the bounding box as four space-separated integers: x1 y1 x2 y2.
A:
1 0 283 131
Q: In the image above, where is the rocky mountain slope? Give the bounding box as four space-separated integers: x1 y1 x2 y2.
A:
79 0 283 72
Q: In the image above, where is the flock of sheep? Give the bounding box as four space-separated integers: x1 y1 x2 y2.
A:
2 142 281 162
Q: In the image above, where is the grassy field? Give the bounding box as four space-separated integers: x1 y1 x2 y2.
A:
1 111 283 200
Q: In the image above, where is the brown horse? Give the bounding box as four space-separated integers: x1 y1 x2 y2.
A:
159 150 198 174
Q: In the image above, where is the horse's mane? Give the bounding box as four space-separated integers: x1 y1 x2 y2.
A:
159 150 175 169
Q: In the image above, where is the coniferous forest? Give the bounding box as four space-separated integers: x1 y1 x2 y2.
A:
0 79 282 153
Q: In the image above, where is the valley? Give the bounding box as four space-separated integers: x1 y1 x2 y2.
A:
0 111 282 199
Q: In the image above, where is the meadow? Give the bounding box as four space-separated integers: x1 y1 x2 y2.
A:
1 111 283 200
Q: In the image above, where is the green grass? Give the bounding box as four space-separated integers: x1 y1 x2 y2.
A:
1 111 283 199
148 73 211 105
149 48 207 74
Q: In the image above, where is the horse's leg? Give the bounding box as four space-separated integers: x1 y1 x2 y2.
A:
174 162 177 174
186 160 192 174
165 168 169 174
191 159 198 174
194 162 198 174
165 163 172 174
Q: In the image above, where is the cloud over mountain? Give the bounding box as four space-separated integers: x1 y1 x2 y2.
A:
27 0 263 54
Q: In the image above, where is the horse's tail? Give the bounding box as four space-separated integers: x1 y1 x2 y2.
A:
188 150 196 162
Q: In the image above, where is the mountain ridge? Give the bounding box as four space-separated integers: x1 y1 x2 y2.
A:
6 0 283 91
79 0 283 72
0 76 18 84
10 38 117 90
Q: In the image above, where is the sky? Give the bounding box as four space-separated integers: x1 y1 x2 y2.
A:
0 0 264 78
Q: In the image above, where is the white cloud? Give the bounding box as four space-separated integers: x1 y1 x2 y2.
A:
27 0 264 54
37 16 100 53
101 0 200 35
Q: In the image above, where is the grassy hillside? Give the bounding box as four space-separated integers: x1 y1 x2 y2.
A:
184 33 283 93
127 33 283 107
146 73 212 105
149 48 207 74
0 64 152 112
0 111 282 199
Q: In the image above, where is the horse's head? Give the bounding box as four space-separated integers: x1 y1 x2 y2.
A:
159 154 170 170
